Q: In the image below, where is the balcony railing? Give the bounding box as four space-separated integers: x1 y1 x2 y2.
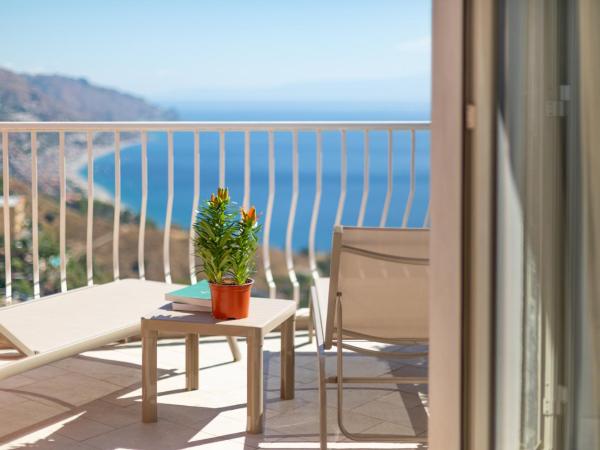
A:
0 121 430 306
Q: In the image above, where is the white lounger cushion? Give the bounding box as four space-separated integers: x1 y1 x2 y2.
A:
0 279 180 356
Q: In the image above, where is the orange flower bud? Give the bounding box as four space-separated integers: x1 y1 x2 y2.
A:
240 206 257 225
218 187 229 201
247 207 256 222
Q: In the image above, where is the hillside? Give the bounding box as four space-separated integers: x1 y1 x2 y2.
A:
0 67 175 121
0 67 177 196
0 68 323 304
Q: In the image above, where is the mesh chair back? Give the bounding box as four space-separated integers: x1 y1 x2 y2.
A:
325 226 429 347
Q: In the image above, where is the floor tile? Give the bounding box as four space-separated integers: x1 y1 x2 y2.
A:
78 401 140 429
1 431 96 450
0 390 28 408
55 417 115 442
81 420 200 450
0 400 69 440
0 375 36 390
17 374 123 407
22 365 69 381
351 398 412 428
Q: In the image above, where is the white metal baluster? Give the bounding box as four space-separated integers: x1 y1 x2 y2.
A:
2 131 11 303
189 131 200 284
402 129 416 228
138 131 148 280
31 132 40 299
243 130 250 209
379 129 393 227
263 131 276 298
59 131 67 292
309 130 322 280
86 131 94 286
334 130 347 226
357 130 370 226
423 130 431 227
113 131 120 281
219 130 225 188
285 130 300 305
164 131 174 284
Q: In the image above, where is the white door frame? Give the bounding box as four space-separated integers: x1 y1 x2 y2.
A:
430 0 465 449
431 0 497 449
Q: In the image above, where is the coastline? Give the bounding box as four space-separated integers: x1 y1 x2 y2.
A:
68 138 139 204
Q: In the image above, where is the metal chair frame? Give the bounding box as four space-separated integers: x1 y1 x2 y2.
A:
312 226 429 449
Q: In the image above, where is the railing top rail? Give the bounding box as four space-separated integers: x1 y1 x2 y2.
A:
0 121 430 132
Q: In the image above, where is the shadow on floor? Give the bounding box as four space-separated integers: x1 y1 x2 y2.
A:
0 338 428 450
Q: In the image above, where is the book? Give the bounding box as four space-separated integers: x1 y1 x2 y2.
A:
165 281 212 307
171 302 211 313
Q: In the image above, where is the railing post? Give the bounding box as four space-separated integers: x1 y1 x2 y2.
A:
357 130 370 226
424 130 432 228
263 131 276 298
219 130 225 188
86 131 94 286
59 131 67 292
309 130 322 280
243 130 250 209
380 129 393 227
31 132 40 298
113 131 120 281
164 131 174 284
402 129 416 228
285 130 300 305
2 131 11 304
138 131 148 280
189 131 200 284
334 129 347 227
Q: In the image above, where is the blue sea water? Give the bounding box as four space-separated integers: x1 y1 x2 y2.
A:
84 102 431 252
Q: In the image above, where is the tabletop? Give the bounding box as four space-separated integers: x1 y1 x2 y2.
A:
142 297 296 338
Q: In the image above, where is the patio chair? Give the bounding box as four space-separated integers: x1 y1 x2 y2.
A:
0 279 241 381
311 226 429 449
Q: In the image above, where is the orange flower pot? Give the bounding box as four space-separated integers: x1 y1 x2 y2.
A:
209 279 253 320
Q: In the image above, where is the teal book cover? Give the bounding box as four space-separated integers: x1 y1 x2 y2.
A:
165 280 211 305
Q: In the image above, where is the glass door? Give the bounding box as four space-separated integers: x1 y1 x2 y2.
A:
494 0 600 448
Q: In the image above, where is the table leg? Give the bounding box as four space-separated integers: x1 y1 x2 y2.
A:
227 336 242 361
280 315 295 400
247 333 263 433
142 326 158 423
185 333 199 391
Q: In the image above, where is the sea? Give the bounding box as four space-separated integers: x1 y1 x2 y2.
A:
83 102 431 252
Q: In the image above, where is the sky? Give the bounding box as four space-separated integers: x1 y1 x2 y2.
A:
1 0 431 104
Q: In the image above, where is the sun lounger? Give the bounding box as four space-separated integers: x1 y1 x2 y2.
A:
311 226 429 449
0 279 240 381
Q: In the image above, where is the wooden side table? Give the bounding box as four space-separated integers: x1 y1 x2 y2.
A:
141 298 296 434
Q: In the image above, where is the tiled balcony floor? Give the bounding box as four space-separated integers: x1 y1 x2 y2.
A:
0 332 428 450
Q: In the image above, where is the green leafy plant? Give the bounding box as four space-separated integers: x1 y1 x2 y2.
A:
194 188 260 285
230 206 260 285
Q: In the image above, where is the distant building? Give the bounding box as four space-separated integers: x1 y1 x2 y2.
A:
0 195 27 237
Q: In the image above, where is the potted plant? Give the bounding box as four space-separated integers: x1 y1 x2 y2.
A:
194 188 260 319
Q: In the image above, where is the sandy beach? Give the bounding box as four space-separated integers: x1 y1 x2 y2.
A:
67 138 139 204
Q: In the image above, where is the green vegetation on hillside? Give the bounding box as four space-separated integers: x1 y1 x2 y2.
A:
0 231 112 300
